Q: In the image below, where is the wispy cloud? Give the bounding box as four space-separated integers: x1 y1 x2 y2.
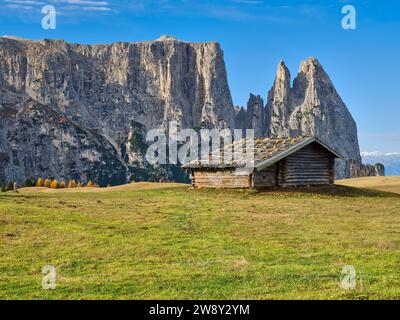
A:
5 3 33 10
62 4 111 11
361 151 400 156
60 0 109 5
231 0 263 4
110 0 299 23
5 0 44 4
1 0 113 15
81 5 110 11
0 0 327 23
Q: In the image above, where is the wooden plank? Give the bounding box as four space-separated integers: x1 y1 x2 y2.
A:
192 169 250 188
253 164 277 188
281 142 332 187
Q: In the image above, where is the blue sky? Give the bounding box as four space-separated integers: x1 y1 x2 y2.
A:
1 0 399 153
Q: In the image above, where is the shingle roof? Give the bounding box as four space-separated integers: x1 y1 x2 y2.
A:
182 136 342 170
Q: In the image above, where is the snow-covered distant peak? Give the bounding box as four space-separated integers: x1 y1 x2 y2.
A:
361 151 400 157
361 151 383 157
385 152 400 156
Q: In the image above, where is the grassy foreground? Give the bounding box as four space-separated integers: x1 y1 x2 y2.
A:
1 178 400 299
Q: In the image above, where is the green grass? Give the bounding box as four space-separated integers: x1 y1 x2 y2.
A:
1 180 400 300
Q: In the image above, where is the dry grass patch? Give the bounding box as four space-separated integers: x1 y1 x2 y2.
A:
337 176 400 194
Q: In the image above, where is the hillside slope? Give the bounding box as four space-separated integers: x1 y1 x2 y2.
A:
337 176 400 194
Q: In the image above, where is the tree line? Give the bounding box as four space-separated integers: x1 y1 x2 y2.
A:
1 178 99 192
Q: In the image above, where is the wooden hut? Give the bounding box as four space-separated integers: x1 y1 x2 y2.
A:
182 136 343 189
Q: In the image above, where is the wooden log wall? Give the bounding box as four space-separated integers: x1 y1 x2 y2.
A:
253 164 277 188
192 169 250 188
280 142 334 187
190 142 337 189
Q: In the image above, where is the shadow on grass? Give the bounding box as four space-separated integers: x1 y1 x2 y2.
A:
187 184 400 199
256 184 400 198
2 184 399 201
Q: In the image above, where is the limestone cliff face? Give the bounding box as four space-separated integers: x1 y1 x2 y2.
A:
267 58 361 179
235 94 266 137
235 57 362 178
245 94 266 138
350 161 385 178
267 60 291 137
0 36 235 185
0 94 127 186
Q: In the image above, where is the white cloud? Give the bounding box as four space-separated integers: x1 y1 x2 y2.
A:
2 0 113 13
5 3 33 9
385 152 400 156
61 4 111 11
5 0 44 4
231 0 263 4
63 0 109 5
81 5 110 10
361 151 383 156
0 0 326 23
361 151 400 157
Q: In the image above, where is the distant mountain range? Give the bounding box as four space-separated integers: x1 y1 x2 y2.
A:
361 152 400 176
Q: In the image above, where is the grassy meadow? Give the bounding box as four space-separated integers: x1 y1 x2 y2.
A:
1 177 400 299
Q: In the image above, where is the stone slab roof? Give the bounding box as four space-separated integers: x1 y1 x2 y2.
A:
182 136 342 170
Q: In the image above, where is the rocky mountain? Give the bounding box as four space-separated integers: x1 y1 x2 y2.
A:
361 152 400 176
0 35 377 184
0 36 235 185
235 94 266 137
239 58 364 179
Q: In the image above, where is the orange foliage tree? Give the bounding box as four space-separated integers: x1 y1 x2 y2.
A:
50 180 58 189
68 180 76 188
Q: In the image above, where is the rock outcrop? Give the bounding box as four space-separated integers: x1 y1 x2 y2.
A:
374 163 385 176
267 60 291 137
0 36 235 185
235 94 266 137
362 152 398 175
234 58 362 178
350 161 385 178
266 58 361 179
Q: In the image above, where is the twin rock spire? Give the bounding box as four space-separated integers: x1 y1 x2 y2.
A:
235 57 361 178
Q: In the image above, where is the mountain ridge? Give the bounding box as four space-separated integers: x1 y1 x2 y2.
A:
0 36 235 185
238 57 362 179
0 36 379 185
362 153 400 176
